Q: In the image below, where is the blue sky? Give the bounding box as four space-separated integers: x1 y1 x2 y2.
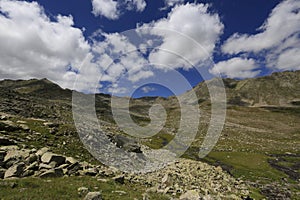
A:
0 0 299 97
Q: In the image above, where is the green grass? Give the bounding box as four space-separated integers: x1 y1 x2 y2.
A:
0 177 169 200
202 151 289 182
143 131 174 149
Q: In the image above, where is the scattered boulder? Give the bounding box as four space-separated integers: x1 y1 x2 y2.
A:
41 152 65 166
36 147 49 157
39 168 64 178
25 154 38 164
25 161 39 171
67 162 82 176
22 169 34 177
43 122 59 128
66 157 78 165
4 162 25 179
84 192 102 200
83 167 98 176
0 146 19 151
19 124 30 132
0 115 8 120
4 149 30 168
78 187 89 197
39 163 53 170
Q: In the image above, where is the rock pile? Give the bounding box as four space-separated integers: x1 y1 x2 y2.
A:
0 146 108 179
128 159 250 199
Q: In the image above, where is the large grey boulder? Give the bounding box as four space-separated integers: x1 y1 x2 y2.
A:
84 192 102 200
4 149 30 168
25 154 38 164
39 168 64 178
36 147 49 157
41 152 65 166
4 162 25 179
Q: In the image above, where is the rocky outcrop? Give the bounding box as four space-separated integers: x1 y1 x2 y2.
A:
0 146 107 179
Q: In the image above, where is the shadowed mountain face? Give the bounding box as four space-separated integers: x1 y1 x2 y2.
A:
0 71 299 199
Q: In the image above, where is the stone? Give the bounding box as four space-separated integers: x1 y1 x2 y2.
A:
84 192 102 200
49 161 58 168
22 170 34 177
39 163 53 170
0 146 19 151
19 124 30 132
78 187 89 197
162 174 169 184
83 168 98 176
26 154 38 164
4 162 25 179
39 168 64 178
113 190 127 195
66 157 78 165
113 175 125 184
57 164 69 169
4 150 23 162
0 115 8 120
4 149 30 168
43 122 59 128
67 162 82 176
41 152 65 166
180 190 200 200
36 147 49 157
97 178 108 183
26 161 39 171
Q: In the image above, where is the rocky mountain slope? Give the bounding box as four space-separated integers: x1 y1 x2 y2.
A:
185 70 300 107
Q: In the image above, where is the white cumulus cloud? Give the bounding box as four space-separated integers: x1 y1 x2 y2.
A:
221 0 300 72
141 86 156 93
138 3 224 69
0 0 94 91
210 57 260 79
222 0 300 54
92 0 119 20
92 0 146 20
163 0 185 8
